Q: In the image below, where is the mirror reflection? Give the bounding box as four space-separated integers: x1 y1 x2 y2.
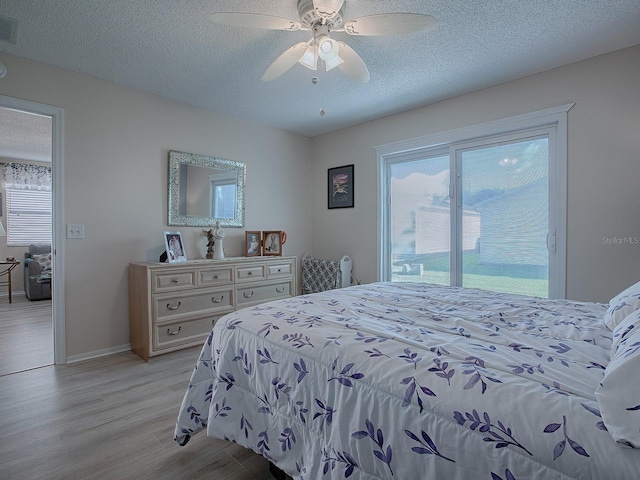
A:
168 150 246 227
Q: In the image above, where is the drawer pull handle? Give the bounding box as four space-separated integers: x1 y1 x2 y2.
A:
277 269 282 272
167 326 182 336
166 301 182 310
244 291 254 298
171 278 179 283
213 275 219 279
248 271 253 275
212 295 224 303
276 287 285 293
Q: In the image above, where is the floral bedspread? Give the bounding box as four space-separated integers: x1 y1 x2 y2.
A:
174 282 640 479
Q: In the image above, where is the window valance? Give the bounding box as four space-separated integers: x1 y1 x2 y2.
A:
2 162 52 191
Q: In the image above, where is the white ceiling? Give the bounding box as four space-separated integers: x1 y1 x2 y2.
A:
0 108 51 163
0 0 639 139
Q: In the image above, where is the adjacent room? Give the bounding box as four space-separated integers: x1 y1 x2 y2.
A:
0 0 639 478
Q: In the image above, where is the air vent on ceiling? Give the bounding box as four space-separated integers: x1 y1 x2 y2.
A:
0 15 18 44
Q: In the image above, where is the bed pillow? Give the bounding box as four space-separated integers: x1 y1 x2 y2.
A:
611 310 640 358
610 280 640 306
596 324 640 448
604 280 640 330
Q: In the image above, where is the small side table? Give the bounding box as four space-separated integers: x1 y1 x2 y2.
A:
0 260 20 303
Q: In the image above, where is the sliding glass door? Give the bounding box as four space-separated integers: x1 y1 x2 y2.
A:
384 128 558 298
457 136 549 296
388 153 451 286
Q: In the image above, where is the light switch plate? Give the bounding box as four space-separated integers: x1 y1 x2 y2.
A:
66 223 84 239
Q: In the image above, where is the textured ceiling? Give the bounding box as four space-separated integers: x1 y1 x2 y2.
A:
0 107 52 163
0 0 639 139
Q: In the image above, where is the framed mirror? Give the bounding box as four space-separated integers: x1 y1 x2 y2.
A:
168 150 246 227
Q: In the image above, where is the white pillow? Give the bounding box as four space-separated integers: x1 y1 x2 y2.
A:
596 324 640 448
604 280 640 330
611 310 640 358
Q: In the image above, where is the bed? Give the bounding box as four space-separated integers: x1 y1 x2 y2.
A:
174 282 640 479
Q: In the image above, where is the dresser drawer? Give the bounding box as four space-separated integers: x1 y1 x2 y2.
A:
267 261 294 278
154 287 234 320
199 267 233 286
154 315 220 350
237 281 292 306
153 269 197 292
236 264 266 282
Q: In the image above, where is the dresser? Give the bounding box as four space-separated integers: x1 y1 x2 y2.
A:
129 256 297 360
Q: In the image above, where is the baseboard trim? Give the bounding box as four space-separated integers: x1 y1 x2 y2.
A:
66 343 132 364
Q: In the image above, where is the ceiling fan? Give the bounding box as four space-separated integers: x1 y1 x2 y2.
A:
210 0 436 83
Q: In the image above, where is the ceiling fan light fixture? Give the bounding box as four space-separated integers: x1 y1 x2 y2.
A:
298 44 318 70
317 36 339 61
324 54 344 71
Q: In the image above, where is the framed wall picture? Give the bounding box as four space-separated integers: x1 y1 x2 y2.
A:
245 231 262 256
262 231 283 256
328 164 354 209
164 231 187 263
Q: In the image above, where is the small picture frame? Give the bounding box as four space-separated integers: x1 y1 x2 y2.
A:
262 231 283 256
328 164 354 209
164 231 187 263
245 231 262 257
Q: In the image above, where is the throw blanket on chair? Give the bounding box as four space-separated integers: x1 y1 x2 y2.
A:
302 257 342 294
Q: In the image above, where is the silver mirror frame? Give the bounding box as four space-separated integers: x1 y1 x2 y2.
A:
168 150 246 228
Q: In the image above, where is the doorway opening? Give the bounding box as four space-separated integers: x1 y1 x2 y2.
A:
0 95 65 375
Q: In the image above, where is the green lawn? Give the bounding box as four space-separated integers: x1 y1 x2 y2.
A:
392 252 548 298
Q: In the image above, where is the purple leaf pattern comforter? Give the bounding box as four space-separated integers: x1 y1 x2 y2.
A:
174 282 640 479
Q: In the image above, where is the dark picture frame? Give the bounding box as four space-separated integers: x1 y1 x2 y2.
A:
245 231 262 257
262 231 283 256
328 164 354 209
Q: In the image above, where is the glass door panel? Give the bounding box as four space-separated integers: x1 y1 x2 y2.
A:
459 137 549 297
389 155 450 285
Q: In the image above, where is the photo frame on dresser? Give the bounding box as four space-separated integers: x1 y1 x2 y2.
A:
245 231 262 257
262 231 283 256
164 231 187 263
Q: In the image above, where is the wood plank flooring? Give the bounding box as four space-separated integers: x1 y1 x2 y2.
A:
0 345 275 479
0 295 53 376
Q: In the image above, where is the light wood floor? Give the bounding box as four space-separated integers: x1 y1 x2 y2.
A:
0 294 53 376
0 342 276 479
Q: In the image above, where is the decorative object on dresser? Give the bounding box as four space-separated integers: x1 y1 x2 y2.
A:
203 229 214 259
23 243 51 301
262 230 287 256
301 253 351 294
245 231 261 256
128 256 297 361
211 220 225 260
328 164 354 209
163 231 187 263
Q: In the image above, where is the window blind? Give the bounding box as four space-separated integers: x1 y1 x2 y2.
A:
5 189 52 246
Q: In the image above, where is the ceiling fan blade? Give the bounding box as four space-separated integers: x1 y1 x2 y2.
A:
343 13 436 36
313 0 344 20
262 42 308 81
336 42 370 83
210 12 301 31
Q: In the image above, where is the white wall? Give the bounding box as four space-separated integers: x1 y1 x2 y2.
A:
310 45 640 303
0 53 312 359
